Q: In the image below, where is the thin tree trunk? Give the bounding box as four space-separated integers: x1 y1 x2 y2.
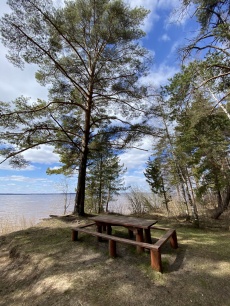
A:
211 172 229 219
105 188 111 213
180 182 190 220
186 167 196 204
158 99 190 219
185 177 199 226
212 186 230 219
161 177 169 215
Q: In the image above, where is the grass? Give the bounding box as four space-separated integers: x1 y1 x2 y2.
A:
0 215 36 235
0 215 229 306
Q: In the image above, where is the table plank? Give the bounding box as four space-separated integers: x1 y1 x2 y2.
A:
89 215 157 229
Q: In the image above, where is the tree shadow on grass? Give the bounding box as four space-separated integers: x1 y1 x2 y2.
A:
1 224 230 306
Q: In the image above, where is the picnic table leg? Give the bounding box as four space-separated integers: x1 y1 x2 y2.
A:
96 224 103 242
72 229 78 241
109 240 116 257
150 249 162 273
128 229 134 239
106 224 112 235
136 229 144 253
170 230 178 249
144 229 152 244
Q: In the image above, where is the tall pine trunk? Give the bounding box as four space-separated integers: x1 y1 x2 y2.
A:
73 99 92 215
98 155 104 214
74 146 88 216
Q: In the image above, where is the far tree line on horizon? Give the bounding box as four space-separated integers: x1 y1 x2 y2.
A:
0 0 229 223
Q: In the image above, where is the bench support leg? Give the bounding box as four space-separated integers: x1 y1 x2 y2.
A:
72 230 78 241
96 225 103 242
144 229 152 244
150 249 162 273
109 240 117 257
107 225 112 235
170 230 178 249
128 229 134 239
136 229 144 253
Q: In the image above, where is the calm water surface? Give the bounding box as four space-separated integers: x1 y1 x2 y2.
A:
0 194 74 234
0 193 130 234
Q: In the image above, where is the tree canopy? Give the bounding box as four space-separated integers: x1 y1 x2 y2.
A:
0 0 152 215
1 0 229 221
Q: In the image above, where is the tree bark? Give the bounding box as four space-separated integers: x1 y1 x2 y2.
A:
74 147 88 216
98 155 104 214
105 188 111 213
73 102 92 215
184 176 199 226
158 101 191 220
212 186 230 219
161 177 169 215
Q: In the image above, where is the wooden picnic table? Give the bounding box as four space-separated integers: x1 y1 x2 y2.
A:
89 215 158 253
72 215 178 272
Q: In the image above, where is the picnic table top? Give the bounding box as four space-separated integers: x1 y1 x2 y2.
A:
89 215 157 229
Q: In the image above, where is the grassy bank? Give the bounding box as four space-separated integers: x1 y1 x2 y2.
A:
0 215 229 306
0 215 36 236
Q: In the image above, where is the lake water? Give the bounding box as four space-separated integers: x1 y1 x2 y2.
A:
0 193 131 234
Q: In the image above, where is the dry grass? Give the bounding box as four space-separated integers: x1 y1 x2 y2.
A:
0 213 229 306
0 215 36 236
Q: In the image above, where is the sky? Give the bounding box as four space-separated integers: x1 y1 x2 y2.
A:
0 0 197 194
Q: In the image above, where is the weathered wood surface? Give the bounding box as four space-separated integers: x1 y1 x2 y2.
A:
89 215 157 229
72 225 178 273
154 229 178 249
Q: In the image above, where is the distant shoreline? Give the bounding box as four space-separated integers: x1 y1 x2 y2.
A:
0 192 128 195
0 193 76 195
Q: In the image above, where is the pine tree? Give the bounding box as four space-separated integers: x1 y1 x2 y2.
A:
0 0 151 215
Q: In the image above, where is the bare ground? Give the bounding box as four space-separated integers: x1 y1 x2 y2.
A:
0 213 229 306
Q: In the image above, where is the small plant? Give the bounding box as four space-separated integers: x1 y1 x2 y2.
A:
126 187 155 214
0 215 36 235
55 177 72 215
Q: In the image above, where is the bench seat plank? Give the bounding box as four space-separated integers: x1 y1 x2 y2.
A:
72 225 178 273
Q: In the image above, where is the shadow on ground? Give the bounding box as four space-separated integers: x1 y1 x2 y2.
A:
0 217 229 306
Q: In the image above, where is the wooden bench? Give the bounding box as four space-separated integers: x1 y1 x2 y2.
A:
72 223 178 273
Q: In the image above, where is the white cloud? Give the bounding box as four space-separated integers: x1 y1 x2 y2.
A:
0 174 62 193
157 0 180 10
0 46 48 102
23 145 60 164
0 144 60 173
140 63 178 88
0 1 11 16
0 175 49 183
162 0 194 27
119 136 152 190
0 172 77 193
127 0 187 29
48 166 62 171
0 160 36 171
0 1 48 103
125 0 193 35
120 136 152 166
124 174 150 191
0 145 60 170
126 0 159 33
160 34 171 42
